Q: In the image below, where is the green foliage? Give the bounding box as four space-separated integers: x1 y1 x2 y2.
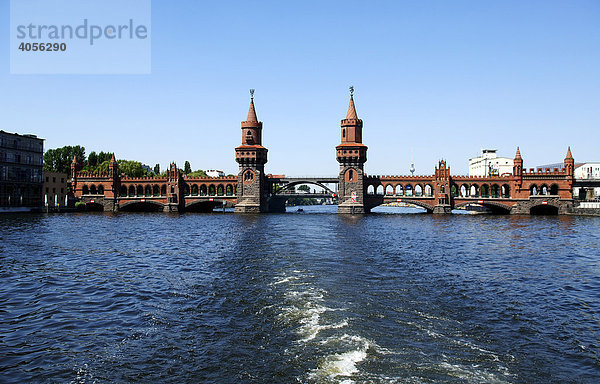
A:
118 160 151 178
74 201 87 210
187 169 208 178
184 161 192 174
44 145 86 174
297 185 311 193
154 164 160 174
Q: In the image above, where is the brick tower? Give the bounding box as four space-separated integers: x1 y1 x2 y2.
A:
235 90 268 213
337 87 368 214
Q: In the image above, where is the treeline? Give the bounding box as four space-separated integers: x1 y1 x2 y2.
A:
43 145 228 179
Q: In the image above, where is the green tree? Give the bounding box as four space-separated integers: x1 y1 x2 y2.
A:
44 145 86 174
88 151 98 167
118 160 150 178
154 164 160 174
297 185 311 193
184 161 192 174
187 169 208 178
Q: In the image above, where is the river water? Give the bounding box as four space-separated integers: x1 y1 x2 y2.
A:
1 206 599 383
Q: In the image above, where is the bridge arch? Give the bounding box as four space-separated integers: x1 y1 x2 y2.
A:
119 200 165 212
274 180 336 195
530 201 559 215
454 201 512 214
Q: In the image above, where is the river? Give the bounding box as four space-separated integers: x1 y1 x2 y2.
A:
1 207 599 383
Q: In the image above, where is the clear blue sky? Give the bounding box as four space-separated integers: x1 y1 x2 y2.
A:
2 0 599 176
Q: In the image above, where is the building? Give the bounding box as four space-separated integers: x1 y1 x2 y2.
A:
574 162 600 200
469 149 513 177
206 169 225 178
43 171 68 208
0 131 44 211
575 162 600 180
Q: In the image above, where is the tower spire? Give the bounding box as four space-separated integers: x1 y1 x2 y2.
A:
346 86 358 120
565 146 573 160
246 89 258 122
515 146 522 159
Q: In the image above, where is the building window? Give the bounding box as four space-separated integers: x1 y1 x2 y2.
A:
46 177 49 182
53 177 56 183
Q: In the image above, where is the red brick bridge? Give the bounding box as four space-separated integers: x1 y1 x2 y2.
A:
72 90 576 215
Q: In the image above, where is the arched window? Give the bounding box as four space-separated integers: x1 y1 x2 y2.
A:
480 185 489 198
385 185 393 195
208 185 216 196
217 185 224 196
405 185 413 196
82 185 89 195
470 185 478 197
160 185 166 196
153 185 159 196
501 184 510 198
244 170 254 181
129 186 135 197
425 185 433 197
491 184 500 198
348 169 353 181
530 185 538 196
136 185 143 196
120 185 127 197
90 185 97 195
376 185 384 195
200 185 207 196
415 185 423 197
395 185 403 196
226 184 233 196
550 184 559 195
460 185 467 197
191 184 198 196
541 185 549 195
98 185 104 196
367 185 375 195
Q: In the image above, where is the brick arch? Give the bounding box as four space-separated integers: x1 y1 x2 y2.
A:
454 200 513 213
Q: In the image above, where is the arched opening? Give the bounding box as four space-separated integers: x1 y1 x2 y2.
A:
90 185 97 195
501 184 510 198
186 200 220 213
414 184 423 197
490 184 500 198
200 185 207 196
424 184 433 197
376 185 384 195
405 185 413 197
217 185 224 196
120 202 164 212
153 185 159 196
161 185 167 196
208 185 216 196
470 185 479 197
191 184 198 196
540 184 549 195
395 184 403 196
86 202 104 212
530 204 559 215
550 184 559 195
451 184 458 198
136 185 143 196
367 185 375 195
120 185 127 197
129 185 135 197
385 185 394 195
226 184 234 196
82 185 89 195
183 185 190 196
98 185 104 196
145 185 152 197
578 188 587 200
460 185 468 197
480 185 489 198
530 184 538 196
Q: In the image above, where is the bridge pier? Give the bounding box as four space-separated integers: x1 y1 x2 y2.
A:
432 204 452 214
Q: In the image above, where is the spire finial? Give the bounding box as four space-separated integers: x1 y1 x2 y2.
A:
349 85 354 97
250 89 255 100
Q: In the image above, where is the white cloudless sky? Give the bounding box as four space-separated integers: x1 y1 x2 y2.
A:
1 0 599 176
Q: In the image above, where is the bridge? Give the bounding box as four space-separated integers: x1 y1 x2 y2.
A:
72 89 580 215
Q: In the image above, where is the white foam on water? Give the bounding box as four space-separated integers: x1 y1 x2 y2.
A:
308 334 375 383
271 275 299 285
439 362 513 384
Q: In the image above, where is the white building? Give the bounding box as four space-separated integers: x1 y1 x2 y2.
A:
574 162 600 200
468 149 513 177
206 169 225 178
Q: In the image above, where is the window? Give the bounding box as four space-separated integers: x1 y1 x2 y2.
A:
46 177 49 182
61 178 64 183
53 177 56 183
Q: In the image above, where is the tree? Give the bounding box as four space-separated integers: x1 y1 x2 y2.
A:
118 160 150 178
187 169 208 178
88 151 98 167
297 185 311 193
184 161 192 174
44 145 86 174
154 164 160 174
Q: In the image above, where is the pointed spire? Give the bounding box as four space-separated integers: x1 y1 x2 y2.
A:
110 153 116 163
246 89 257 122
515 146 522 159
346 86 357 120
565 146 573 159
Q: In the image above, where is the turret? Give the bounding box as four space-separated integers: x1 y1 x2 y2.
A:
241 89 263 146
513 147 523 177
564 147 574 177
